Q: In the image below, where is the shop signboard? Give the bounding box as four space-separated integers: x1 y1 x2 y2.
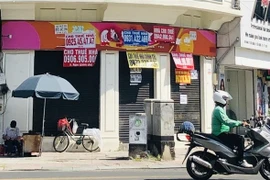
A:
2 21 216 57
153 26 175 43
63 48 98 67
65 31 96 48
175 69 191 84
240 0 270 52
126 51 159 69
122 30 149 46
171 52 194 70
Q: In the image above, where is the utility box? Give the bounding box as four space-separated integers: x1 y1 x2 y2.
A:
129 113 147 144
129 113 147 158
149 99 175 160
144 99 159 140
153 99 175 137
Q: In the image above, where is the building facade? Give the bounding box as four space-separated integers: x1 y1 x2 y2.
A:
0 1 241 151
217 0 270 122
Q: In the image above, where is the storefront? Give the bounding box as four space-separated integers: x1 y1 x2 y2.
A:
33 51 101 136
2 21 216 150
256 70 269 117
171 55 201 131
119 52 155 143
217 0 270 121
220 66 254 121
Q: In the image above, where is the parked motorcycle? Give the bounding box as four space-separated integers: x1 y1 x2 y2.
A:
177 119 270 180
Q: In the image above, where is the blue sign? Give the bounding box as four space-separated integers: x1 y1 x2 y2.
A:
122 30 149 46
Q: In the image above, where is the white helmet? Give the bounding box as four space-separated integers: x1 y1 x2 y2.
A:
213 90 232 105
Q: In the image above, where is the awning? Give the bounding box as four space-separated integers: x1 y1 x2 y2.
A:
126 51 159 69
221 47 270 70
171 52 194 70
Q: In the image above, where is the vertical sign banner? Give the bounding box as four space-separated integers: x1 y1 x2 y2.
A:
126 51 159 69
153 26 175 43
241 0 270 52
175 69 191 84
65 31 96 48
63 48 98 67
171 52 194 70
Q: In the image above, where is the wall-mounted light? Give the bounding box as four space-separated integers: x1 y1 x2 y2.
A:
2 35 12 39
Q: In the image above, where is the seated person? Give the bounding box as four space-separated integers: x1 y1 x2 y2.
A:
3 120 22 156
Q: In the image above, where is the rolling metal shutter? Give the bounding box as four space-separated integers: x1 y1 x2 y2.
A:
171 55 201 132
119 52 154 143
33 51 100 136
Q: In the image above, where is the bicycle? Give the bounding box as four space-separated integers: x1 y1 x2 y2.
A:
53 117 100 153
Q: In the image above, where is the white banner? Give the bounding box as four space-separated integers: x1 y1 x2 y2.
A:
65 30 96 48
241 0 270 52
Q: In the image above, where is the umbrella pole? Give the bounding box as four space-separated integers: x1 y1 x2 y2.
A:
39 98 47 156
42 98 47 137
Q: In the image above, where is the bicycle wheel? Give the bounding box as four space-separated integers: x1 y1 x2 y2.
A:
53 133 70 153
82 135 99 152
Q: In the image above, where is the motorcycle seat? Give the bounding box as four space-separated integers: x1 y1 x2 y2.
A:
197 132 223 142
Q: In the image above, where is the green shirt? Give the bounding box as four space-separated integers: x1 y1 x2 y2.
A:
211 106 243 136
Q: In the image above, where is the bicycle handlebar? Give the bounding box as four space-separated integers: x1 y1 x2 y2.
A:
67 118 76 123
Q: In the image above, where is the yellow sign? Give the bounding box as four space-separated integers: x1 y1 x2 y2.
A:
175 69 191 84
126 51 159 69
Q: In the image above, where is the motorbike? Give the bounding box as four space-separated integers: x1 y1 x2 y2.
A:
177 117 270 180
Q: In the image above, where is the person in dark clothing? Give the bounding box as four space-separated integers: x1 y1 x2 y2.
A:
3 120 22 156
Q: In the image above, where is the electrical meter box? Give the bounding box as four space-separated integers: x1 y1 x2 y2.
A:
129 113 147 144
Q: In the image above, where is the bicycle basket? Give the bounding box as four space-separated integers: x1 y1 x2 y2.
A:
57 118 70 131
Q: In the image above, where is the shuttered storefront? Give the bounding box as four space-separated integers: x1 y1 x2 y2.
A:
119 52 154 143
33 51 100 136
171 55 201 132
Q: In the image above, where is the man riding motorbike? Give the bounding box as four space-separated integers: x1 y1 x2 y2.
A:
212 90 253 168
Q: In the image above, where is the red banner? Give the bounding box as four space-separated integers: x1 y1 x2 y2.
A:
153 26 175 43
171 52 194 70
63 48 98 67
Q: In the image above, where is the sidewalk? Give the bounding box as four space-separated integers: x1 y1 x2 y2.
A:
0 147 193 172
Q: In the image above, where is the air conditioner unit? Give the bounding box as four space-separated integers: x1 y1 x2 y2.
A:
232 0 240 10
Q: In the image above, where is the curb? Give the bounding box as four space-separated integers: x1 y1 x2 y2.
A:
0 165 186 172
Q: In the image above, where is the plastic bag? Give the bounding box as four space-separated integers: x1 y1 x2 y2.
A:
83 128 101 146
72 121 79 134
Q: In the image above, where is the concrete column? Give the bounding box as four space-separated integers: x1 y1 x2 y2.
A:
200 56 215 133
154 53 171 99
100 51 119 152
1 51 34 144
245 70 254 118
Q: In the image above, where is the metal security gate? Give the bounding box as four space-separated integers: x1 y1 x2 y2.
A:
119 52 154 143
171 56 201 132
33 51 100 136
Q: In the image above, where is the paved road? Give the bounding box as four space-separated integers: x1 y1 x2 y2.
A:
0 169 264 180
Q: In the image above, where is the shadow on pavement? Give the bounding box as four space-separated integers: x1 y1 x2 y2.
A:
100 157 131 160
145 179 234 180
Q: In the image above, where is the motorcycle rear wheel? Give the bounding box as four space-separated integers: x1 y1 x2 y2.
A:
260 159 270 180
186 151 214 180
